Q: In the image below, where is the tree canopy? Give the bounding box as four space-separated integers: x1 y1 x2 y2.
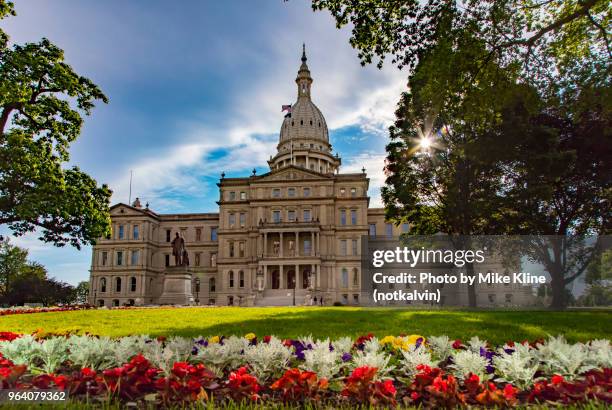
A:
0 0 112 249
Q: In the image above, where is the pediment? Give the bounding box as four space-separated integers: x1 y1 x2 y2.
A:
110 203 155 217
255 166 331 182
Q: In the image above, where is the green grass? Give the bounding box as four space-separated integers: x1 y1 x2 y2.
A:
0 307 610 344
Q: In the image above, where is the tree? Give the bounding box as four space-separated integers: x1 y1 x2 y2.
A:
0 237 28 297
74 281 90 304
0 0 112 249
310 0 610 75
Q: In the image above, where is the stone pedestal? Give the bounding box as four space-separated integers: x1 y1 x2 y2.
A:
158 267 194 305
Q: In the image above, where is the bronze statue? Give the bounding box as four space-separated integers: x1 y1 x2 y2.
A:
182 249 190 266
171 232 185 266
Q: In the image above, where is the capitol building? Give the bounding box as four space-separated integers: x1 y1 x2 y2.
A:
88 48 535 308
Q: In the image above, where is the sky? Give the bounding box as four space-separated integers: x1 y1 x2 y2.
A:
2 0 407 285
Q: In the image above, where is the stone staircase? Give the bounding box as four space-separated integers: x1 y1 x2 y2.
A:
254 288 309 306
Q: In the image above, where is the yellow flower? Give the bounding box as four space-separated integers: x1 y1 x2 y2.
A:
245 332 256 341
407 334 426 346
380 335 396 346
393 337 410 351
209 335 220 344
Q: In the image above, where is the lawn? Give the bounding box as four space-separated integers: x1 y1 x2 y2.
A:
0 307 610 344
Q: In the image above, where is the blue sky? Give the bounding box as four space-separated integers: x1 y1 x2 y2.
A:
3 0 406 285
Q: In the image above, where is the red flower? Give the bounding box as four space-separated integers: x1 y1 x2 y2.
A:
227 367 260 401
342 366 396 406
271 368 328 401
452 339 462 349
263 335 272 344
503 384 518 400
551 374 564 385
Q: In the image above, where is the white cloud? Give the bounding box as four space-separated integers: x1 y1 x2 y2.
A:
343 152 388 208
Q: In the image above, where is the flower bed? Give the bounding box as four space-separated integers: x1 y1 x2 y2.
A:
0 305 96 316
0 331 609 407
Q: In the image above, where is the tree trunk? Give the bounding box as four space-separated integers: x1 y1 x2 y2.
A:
549 268 566 309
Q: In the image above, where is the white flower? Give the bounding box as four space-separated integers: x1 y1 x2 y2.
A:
428 335 453 362
243 338 292 381
67 335 116 370
301 342 342 379
332 337 354 355
493 343 539 389
536 336 596 380
450 350 489 380
399 344 436 377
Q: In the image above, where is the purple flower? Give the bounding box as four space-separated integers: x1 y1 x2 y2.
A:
329 343 335 352
341 352 352 362
480 347 496 374
191 346 199 355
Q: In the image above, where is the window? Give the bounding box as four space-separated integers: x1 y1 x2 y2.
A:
353 294 359 304
505 294 512 303
303 209 311 222
350 209 357 225
98 300 105 307
273 210 281 223
229 242 235 258
369 224 376 237
196 228 202 241
195 281 200 293
210 253 217 267
229 191 236 201
288 188 296 197
165 254 170 267
304 239 312 255
340 209 346 225
130 277 137 292
131 250 139 266
116 251 123 266
228 296 234 306
195 253 201 267
488 294 496 303
239 213 246 227
113 299 120 307
303 187 310 197
166 229 171 242
351 187 357 197
118 225 124 239
288 210 296 221
352 239 358 255
385 223 393 238
341 269 349 288
115 277 122 292
239 271 245 288
240 191 246 200
401 223 409 233
340 188 346 196
229 271 234 288
211 227 218 241
133 225 139 240
101 251 108 266
209 278 216 292
239 242 245 258
340 240 347 256
208 299 215 305
342 294 348 304
100 277 107 293
229 213 236 227
272 188 281 198
353 268 359 286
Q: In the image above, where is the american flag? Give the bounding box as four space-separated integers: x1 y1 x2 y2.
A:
281 104 292 112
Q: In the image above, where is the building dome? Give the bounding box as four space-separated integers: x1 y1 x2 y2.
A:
278 44 329 145
279 99 329 143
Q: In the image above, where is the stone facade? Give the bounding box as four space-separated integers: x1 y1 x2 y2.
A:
88 47 535 308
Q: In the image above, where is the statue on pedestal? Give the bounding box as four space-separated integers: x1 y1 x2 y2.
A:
171 233 186 266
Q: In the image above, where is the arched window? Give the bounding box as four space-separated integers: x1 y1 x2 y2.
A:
130 277 137 292
115 277 121 292
209 278 216 292
100 277 107 293
341 269 349 288
353 268 359 287
239 271 245 288
229 271 234 288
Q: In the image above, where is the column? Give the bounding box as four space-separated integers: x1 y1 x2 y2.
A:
306 156 309 169
295 264 299 289
264 264 268 289
280 232 284 256
311 232 315 256
264 232 268 257
279 264 284 289
311 264 315 289
295 231 299 256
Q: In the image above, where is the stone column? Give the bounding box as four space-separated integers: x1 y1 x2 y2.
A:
295 231 299 256
311 231 315 256
295 264 299 289
264 265 268 289
264 232 268 257
279 264 284 289
280 232 284 257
